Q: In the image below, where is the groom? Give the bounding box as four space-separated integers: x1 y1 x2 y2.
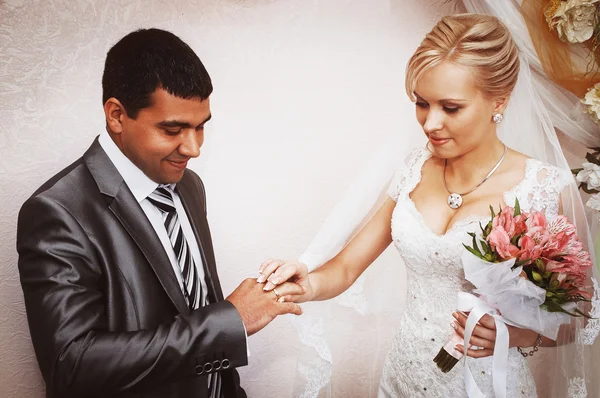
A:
16 28 303 398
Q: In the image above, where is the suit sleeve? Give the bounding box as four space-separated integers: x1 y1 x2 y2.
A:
188 169 249 397
17 195 248 398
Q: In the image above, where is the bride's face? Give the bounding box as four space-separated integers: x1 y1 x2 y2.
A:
413 61 498 159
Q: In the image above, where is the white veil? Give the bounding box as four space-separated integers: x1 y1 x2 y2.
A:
290 1 600 397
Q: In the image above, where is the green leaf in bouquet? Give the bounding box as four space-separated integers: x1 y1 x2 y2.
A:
574 308 594 319
472 233 481 254
464 233 484 258
554 292 568 300
510 232 524 246
489 205 496 220
514 198 521 216
484 221 493 238
513 259 530 269
463 243 484 259
479 240 495 262
542 300 586 318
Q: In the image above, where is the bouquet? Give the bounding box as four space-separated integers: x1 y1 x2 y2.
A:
433 200 593 383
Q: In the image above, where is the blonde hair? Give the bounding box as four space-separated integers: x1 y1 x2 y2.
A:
406 14 520 101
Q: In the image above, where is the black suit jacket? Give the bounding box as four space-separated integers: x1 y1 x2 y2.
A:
16 139 248 398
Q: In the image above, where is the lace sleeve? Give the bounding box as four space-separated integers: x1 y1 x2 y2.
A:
387 147 428 202
521 160 573 220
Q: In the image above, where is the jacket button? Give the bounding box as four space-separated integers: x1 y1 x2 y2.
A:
204 362 213 373
222 359 231 369
213 360 222 371
195 365 204 375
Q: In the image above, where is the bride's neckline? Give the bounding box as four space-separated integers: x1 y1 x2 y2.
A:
404 150 534 238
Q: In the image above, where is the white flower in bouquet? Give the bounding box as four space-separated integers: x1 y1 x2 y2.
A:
576 162 600 190
582 83 600 124
546 0 599 43
587 193 600 211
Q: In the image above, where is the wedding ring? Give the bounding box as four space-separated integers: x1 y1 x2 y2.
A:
273 288 280 298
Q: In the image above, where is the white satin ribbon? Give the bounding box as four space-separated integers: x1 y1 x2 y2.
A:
458 292 512 398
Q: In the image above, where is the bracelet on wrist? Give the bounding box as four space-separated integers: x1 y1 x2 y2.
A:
517 333 543 357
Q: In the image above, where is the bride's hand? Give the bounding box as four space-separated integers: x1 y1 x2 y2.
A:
452 312 539 358
257 258 313 303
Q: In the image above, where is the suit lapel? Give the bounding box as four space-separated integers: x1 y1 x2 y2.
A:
84 139 189 314
176 173 224 302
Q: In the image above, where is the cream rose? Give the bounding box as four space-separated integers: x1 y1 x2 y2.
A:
547 0 599 43
582 83 600 124
576 162 600 190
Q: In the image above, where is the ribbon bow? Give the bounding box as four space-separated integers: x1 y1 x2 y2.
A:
458 292 513 398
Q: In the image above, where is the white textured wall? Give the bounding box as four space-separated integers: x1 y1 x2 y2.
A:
0 1 460 397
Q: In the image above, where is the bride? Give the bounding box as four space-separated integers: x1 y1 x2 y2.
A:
257 13 599 397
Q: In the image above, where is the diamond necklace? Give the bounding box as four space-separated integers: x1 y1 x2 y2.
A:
443 144 507 210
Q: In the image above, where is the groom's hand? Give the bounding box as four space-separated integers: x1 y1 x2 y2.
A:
226 278 304 336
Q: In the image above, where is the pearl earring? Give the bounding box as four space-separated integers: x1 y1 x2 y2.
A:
492 113 504 124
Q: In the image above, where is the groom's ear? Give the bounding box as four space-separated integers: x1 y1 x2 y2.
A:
104 97 127 135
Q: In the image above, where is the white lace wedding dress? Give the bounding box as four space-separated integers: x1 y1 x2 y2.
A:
378 147 569 398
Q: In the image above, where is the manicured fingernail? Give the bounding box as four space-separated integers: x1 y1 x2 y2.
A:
452 312 459 319
450 322 457 329
263 284 272 291
257 275 266 283
270 277 280 284
277 297 285 303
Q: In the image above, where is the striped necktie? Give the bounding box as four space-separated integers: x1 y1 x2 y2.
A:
147 185 201 310
147 185 223 397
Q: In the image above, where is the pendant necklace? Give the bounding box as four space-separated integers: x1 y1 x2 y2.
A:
443 144 507 210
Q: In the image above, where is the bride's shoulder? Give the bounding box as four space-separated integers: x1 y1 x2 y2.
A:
388 146 432 200
402 146 434 170
507 149 572 190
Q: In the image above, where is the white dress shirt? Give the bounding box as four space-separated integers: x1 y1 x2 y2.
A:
99 131 209 305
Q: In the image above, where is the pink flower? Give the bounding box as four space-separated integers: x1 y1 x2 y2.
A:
492 206 527 237
526 211 547 231
542 231 571 258
547 215 577 236
513 215 528 236
518 235 544 264
522 211 551 251
487 226 521 259
493 206 515 234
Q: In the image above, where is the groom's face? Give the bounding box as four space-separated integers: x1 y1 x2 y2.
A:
109 88 211 184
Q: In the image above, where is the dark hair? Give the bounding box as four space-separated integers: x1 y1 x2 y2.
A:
102 28 213 118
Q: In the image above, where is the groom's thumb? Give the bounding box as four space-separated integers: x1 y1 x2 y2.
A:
279 302 303 316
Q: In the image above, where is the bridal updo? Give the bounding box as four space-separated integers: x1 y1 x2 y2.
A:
405 14 520 100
